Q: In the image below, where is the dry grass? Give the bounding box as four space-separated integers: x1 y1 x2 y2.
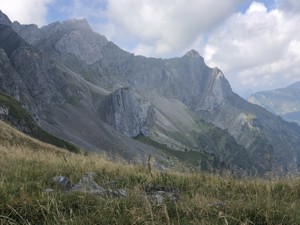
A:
1 120 300 224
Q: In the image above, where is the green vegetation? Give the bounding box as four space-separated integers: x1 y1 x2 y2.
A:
0 91 36 129
246 114 256 123
0 91 80 153
30 127 80 153
1 120 300 224
135 134 214 170
196 119 253 171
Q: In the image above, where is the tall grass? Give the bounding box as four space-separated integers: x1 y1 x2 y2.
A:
1 120 300 224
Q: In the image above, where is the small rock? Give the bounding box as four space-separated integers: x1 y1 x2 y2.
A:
145 185 180 204
53 176 72 190
153 193 164 204
85 172 98 177
104 180 116 188
44 188 54 194
105 188 128 198
70 173 106 195
117 189 128 197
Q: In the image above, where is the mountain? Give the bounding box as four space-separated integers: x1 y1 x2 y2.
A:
1 10 300 173
0 11 242 171
248 81 300 125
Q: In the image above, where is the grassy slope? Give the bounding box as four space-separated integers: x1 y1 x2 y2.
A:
1 120 300 224
134 134 215 171
0 91 80 153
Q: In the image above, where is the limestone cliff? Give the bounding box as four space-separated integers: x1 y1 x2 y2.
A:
100 87 153 137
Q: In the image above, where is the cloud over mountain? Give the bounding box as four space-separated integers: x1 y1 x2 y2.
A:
0 0 299 95
104 0 243 56
203 1 300 95
0 0 53 26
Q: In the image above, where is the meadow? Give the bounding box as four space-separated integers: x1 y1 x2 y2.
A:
1 120 300 224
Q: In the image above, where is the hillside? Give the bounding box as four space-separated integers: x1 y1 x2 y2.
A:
0 91 80 153
248 81 300 125
1 120 300 224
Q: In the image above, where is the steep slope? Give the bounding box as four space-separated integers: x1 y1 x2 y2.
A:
249 82 300 125
0 22 160 162
1 10 300 173
0 91 79 152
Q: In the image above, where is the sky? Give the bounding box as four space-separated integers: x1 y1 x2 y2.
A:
0 0 299 96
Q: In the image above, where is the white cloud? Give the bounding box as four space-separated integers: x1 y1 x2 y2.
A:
0 0 53 26
61 0 107 19
247 1 267 13
203 44 217 62
202 1 300 95
133 44 155 57
103 0 245 57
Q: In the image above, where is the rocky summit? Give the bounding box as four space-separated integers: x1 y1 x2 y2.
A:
1 11 300 174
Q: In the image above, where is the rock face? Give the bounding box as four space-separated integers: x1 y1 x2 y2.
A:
53 20 108 65
0 104 9 117
0 10 11 26
100 87 153 137
249 82 300 125
0 91 80 152
1 10 300 173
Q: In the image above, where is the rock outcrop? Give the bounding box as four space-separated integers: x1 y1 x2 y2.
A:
0 10 11 26
0 104 9 117
51 173 128 197
100 87 153 137
145 184 180 204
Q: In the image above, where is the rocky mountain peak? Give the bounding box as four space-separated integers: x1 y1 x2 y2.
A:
42 18 91 32
184 49 201 58
11 21 41 45
182 49 205 66
61 18 91 30
213 67 225 80
27 17 108 65
0 10 12 26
